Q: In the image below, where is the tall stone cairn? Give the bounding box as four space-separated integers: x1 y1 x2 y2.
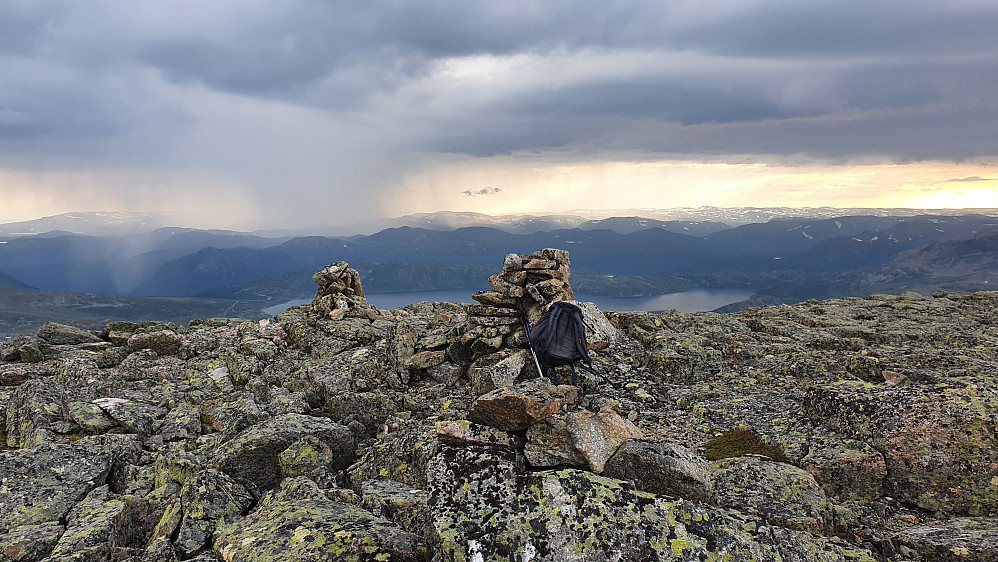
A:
453 249 575 393
476 248 573 326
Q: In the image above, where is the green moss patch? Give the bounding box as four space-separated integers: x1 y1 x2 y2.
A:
703 429 790 464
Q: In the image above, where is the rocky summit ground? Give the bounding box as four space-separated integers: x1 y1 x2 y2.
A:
2 250 998 562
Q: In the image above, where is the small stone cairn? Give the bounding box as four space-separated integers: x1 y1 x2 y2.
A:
311 261 379 321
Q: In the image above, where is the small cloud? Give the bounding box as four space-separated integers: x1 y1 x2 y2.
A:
462 186 503 196
947 176 996 183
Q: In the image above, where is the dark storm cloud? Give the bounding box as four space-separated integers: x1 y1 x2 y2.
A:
1 0 996 194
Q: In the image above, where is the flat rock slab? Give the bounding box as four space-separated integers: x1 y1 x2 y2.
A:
468 380 580 431
214 477 430 562
893 517 998 562
0 436 130 534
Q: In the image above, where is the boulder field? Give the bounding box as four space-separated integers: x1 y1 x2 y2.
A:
1 250 997 561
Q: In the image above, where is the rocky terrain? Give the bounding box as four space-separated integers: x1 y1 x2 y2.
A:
2 248 997 561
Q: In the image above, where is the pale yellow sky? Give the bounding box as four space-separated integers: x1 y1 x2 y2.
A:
382 155 998 218
3 157 997 228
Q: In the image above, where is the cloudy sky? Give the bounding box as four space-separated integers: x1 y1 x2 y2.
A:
2 0 997 229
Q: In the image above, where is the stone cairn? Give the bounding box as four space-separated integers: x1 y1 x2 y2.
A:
468 249 573 349
310 261 380 321
458 249 576 393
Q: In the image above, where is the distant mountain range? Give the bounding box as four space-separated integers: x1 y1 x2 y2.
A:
1 208 996 337
5 207 996 239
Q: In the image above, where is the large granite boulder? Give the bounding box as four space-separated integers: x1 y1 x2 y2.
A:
603 439 714 503
213 413 355 490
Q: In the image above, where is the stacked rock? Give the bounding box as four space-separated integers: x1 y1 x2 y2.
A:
475 248 574 326
453 249 577 395
311 262 375 320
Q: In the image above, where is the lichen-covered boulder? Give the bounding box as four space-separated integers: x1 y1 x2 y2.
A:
213 413 355 490
565 300 617 351
0 521 64 561
804 379 998 515
127 330 183 356
712 455 835 534
173 469 254 557
214 477 430 561
361 478 436 549
349 420 440 489
524 406 642 473
0 435 139 534
427 442 875 562
468 349 527 396
603 439 714 503
47 485 126 558
93 397 168 436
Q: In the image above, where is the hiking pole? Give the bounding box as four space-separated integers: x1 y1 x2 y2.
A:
520 310 545 379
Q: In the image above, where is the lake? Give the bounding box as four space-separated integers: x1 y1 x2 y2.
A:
263 288 753 316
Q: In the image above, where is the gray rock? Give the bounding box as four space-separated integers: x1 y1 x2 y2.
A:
525 406 642 473
712 455 834 534
278 435 334 479
468 380 580 431
603 440 715 503
468 349 527 396
174 469 253 557
0 522 64 562
37 323 102 346
214 477 429 561
361 478 436 548
127 330 182 356
213 413 355 490
892 517 998 561
93 397 168 437
47 485 125 558
0 435 137 534
427 444 872 562
564 300 617 351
